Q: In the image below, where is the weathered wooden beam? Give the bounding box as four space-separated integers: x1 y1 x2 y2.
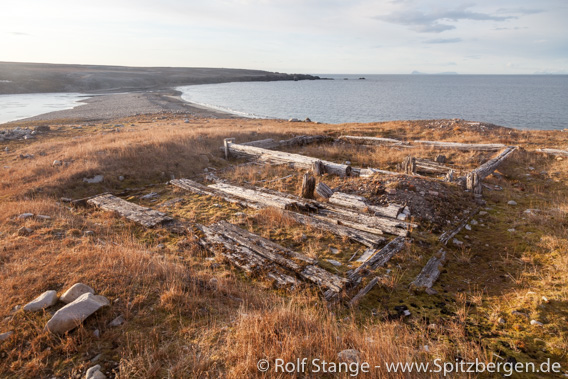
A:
209 182 306 210
466 171 482 195
349 277 379 306
468 146 517 180
402 156 417 175
240 138 279 149
348 236 406 282
358 167 401 178
226 141 352 177
316 182 333 199
279 135 330 147
536 148 568 157
413 140 506 151
339 135 407 146
171 179 263 209
329 192 402 219
415 158 452 174
87 194 172 228
410 249 446 289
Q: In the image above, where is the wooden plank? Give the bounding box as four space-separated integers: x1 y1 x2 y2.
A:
87 194 172 228
413 140 506 151
536 148 568 157
348 236 406 282
329 192 402 219
171 178 263 209
226 141 352 177
241 138 279 149
316 182 333 199
410 249 446 289
210 182 304 210
350 277 379 306
339 135 407 146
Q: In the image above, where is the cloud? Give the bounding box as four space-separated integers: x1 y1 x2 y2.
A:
496 8 544 15
9 32 31 36
423 37 462 44
493 26 529 31
374 5 516 33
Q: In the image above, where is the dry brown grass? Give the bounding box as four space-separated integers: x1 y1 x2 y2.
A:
2 114 568 377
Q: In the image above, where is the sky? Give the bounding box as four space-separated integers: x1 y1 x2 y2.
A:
1 0 567 74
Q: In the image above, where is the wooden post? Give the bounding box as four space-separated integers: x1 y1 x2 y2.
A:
300 173 316 199
316 182 334 199
445 169 454 182
435 154 446 163
223 138 235 159
466 172 482 195
312 160 324 176
402 156 416 175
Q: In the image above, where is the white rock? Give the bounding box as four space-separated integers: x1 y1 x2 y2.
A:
24 290 58 312
288 118 300 122
52 160 62 166
46 293 109 334
108 315 125 327
478 211 488 216
93 329 100 338
118 176 125 181
452 238 463 246
470 219 478 225
0 331 13 342
330 248 339 255
530 320 543 326
60 283 95 304
85 364 107 379
507 200 517 206
465 224 472 231
507 228 516 233
83 175 104 184
337 349 360 364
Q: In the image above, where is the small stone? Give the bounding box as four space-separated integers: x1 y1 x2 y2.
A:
542 296 549 303
465 224 472 231
118 176 125 181
85 364 107 379
24 290 59 312
429 190 439 196
326 259 342 267
452 238 463 246
156 243 165 249
0 331 13 342
83 175 104 184
209 278 219 289
52 160 62 166
470 219 478 225
425 288 438 295
288 118 300 122
402 310 411 317
18 213 34 219
93 329 100 338
330 248 339 255
108 315 125 327
498 318 506 324
507 200 517 206
84 230 95 237
507 228 516 233
60 283 95 304
17 227 33 236
46 293 109 334
478 211 488 216
338 349 360 364
530 320 543 326
528 166 535 171
344 160 351 165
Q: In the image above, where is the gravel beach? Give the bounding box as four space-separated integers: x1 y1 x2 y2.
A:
20 89 237 122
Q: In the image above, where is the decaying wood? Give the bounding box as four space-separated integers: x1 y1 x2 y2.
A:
466 171 482 195
225 141 352 177
358 167 401 178
87 194 172 228
445 170 455 182
200 220 347 299
435 155 446 163
312 160 324 176
279 135 330 147
402 156 417 175
224 138 235 159
348 236 406 282
282 210 386 248
300 173 316 199
439 208 478 245
172 178 385 247
210 182 304 210
468 146 517 180
316 182 333 199
329 192 402 219
415 158 452 174
413 140 506 151
350 277 379 306
240 138 279 149
410 249 446 289
536 148 568 157
339 135 407 146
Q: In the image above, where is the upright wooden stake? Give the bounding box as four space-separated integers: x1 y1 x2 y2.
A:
223 138 235 159
402 156 416 175
312 160 324 176
466 172 482 195
300 173 316 199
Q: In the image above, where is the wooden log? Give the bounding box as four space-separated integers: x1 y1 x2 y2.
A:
439 208 478 245
402 156 417 175
348 236 406 282
359 167 401 178
349 277 379 306
316 182 333 199
413 140 506 151
282 210 386 248
223 138 235 159
536 148 568 157
171 178 264 209
279 135 329 147
226 142 352 177
329 192 402 219
468 146 517 180
339 135 406 146
240 138 279 149
410 249 446 289
312 160 324 176
87 194 172 228
465 172 482 195
300 173 316 199
415 159 452 174
209 182 305 210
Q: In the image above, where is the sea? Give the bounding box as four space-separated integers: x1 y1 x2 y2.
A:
178 74 568 130
0 92 89 124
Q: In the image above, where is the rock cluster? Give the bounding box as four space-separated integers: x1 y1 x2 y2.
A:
0 125 50 141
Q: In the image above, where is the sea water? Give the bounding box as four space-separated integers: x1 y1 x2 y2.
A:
0 93 89 124
178 75 568 130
